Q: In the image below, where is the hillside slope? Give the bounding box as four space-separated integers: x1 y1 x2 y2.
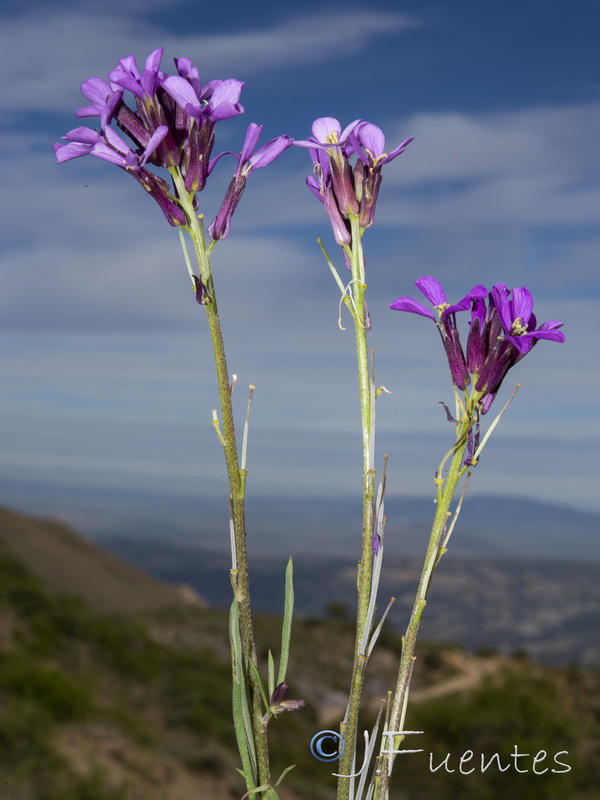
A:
1 504 599 799
0 505 205 614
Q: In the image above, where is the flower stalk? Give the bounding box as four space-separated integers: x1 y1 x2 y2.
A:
295 117 412 800
172 174 278 798
373 414 471 799
337 214 376 798
54 49 293 797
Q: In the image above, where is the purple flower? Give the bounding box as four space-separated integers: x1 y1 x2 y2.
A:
390 277 565 414
53 125 186 226
54 50 263 226
265 683 305 721
391 277 486 391
295 117 362 152
56 50 289 233
295 117 412 241
470 284 565 411
491 284 565 354
209 123 292 240
305 146 352 250
159 73 245 192
76 78 123 129
349 122 413 227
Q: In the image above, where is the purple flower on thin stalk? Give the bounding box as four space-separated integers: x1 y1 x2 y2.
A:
305 146 352 256
390 276 487 391
161 73 245 192
54 50 255 224
301 117 363 217
390 276 565 415
209 123 292 240
468 284 565 413
349 122 413 228
294 117 412 246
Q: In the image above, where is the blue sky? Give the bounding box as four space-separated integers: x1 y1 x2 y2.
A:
1 0 599 545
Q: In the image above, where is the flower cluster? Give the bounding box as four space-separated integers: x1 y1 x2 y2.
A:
391 276 565 414
295 117 413 251
54 48 291 234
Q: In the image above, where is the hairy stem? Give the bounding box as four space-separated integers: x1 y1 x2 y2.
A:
173 173 274 798
373 422 469 799
337 216 376 799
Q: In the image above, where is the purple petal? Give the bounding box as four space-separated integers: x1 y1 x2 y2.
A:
63 126 102 145
174 57 203 95
141 126 169 165
312 117 341 143
109 54 143 97
53 140 95 162
510 286 534 323
490 283 512 331
306 175 324 203
210 101 245 122
240 123 263 163
292 138 319 149
339 118 363 142
357 122 386 158
76 78 114 116
246 135 292 171
161 75 202 113
384 136 414 161
209 79 245 117
141 47 163 96
537 329 566 343
444 284 487 316
538 320 564 332
207 149 236 175
390 297 436 319
505 335 535 355
415 276 447 307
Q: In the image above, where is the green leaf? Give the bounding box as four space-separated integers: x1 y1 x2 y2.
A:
248 656 270 713
268 649 275 699
274 764 296 787
229 601 257 788
277 557 294 686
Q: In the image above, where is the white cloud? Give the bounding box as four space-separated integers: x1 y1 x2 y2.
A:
0 7 417 118
379 103 600 227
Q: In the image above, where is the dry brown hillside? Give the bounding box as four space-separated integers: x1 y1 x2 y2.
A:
0 505 206 614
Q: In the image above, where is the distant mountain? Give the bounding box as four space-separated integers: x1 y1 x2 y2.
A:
100 537 600 666
2 494 599 665
2 477 599 560
0 505 206 614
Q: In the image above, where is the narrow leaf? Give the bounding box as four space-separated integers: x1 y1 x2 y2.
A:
248 657 270 713
268 649 275 698
277 556 294 686
229 601 258 787
274 764 296 787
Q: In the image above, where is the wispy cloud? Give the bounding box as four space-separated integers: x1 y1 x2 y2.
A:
172 10 419 74
380 103 600 225
1 7 418 117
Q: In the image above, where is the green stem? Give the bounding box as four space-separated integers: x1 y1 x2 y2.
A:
373 422 470 799
172 172 275 798
337 216 376 799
